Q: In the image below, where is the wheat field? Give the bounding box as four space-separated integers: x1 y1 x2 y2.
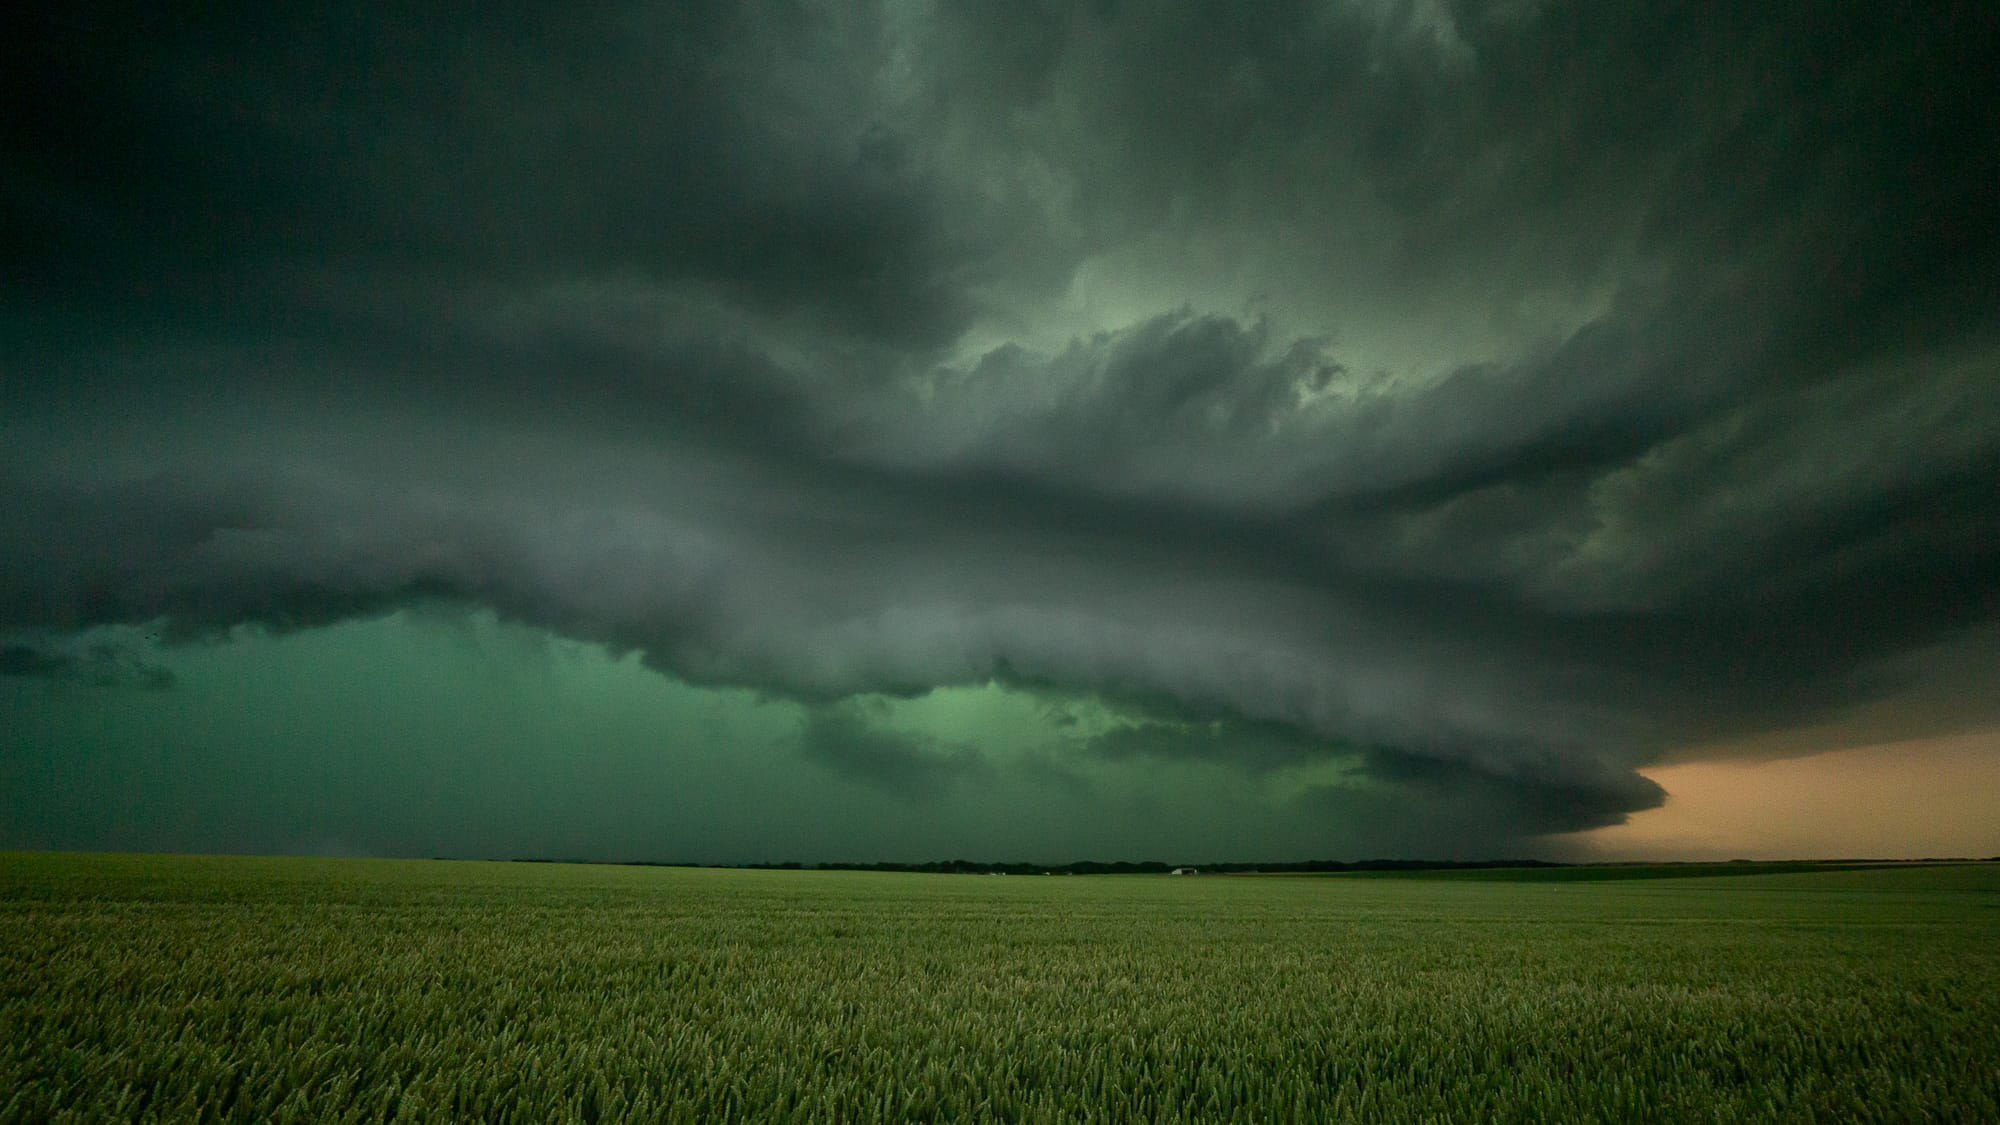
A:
3 853 1996 1122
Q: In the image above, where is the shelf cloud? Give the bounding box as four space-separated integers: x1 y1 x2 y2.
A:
5 1 1996 859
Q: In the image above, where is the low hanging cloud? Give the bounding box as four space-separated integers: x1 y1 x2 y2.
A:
795 704 992 802
0 640 175 691
3 1 1997 855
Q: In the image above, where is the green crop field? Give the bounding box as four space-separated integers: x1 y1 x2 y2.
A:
3 854 1996 1122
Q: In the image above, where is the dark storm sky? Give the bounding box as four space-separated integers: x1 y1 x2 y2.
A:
3 1 1998 862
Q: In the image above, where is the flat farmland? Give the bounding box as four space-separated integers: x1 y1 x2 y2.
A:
3 853 1996 1122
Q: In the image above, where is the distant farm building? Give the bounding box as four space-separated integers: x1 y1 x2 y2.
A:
1170 867 1199 875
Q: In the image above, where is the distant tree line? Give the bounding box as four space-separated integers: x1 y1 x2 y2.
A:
692 858 1571 875
498 855 1999 873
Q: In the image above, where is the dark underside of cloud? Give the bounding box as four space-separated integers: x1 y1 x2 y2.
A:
4 1 1997 854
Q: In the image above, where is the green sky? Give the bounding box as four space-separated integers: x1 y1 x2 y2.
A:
4 612 1457 864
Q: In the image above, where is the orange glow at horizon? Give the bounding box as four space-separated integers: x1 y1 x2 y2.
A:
1583 728 2000 861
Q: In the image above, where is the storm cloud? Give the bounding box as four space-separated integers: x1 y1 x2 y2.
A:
4 1 1997 859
